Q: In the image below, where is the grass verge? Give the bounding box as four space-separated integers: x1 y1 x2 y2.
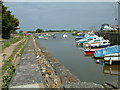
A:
2 34 24 51
1 37 27 88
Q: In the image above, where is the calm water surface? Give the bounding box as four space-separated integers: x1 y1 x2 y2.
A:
38 33 119 84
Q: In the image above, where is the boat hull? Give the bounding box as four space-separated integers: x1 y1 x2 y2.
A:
84 51 95 56
104 57 120 61
94 45 120 58
84 48 101 56
90 44 110 48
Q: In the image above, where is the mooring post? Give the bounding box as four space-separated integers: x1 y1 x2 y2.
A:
109 60 112 65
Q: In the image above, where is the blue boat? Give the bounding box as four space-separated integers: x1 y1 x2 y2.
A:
75 34 85 41
94 45 120 58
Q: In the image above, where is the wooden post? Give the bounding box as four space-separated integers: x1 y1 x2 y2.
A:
109 60 112 65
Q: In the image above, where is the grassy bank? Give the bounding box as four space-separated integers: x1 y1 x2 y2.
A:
2 34 24 51
1 37 27 88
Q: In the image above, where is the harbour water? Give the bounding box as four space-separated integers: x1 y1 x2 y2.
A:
37 33 119 84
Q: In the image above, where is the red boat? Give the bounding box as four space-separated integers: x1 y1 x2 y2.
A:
84 48 101 56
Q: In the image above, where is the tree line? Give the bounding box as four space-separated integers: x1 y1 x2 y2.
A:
26 28 81 33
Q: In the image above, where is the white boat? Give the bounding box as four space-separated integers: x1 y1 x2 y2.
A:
84 33 98 38
44 37 48 40
38 35 44 39
104 57 120 60
63 34 68 38
44 34 51 37
89 40 110 48
76 36 98 44
83 37 104 47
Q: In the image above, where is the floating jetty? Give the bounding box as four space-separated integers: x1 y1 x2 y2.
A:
9 35 119 89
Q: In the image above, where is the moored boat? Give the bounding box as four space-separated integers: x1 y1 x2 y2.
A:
89 40 110 48
83 37 104 48
76 36 98 44
84 48 102 56
38 35 44 39
94 45 120 58
63 34 68 38
105 53 120 57
75 34 85 41
53 36 56 38
44 37 48 40
104 57 120 60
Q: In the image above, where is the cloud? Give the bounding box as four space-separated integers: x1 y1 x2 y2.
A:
3 0 116 2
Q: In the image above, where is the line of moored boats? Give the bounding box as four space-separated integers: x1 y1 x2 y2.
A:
37 33 68 40
37 34 56 40
75 32 120 65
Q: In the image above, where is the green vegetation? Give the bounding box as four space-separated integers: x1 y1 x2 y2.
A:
27 31 35 33
2 39 26 88
2 34 24 50
36 28 44 33
19 30 23 34
27 29 91 33
1 1 19 39
47 29 79 33
2 65 15 88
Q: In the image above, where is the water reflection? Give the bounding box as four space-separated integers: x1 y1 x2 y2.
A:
93 59 120 76
103 65 120 76
94 59 105 66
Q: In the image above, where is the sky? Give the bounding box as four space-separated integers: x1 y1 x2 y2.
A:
4 2 117 31
3 0 117 2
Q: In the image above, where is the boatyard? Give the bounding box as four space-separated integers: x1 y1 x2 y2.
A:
0 30 119 89
1 1 120 89
8 34 119 88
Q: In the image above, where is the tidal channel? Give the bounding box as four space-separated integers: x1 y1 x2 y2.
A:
37 33 119 84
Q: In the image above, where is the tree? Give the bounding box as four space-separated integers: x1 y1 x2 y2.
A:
1 2 19 39
19 30 23 34
27 31 35 33
36 28 44 33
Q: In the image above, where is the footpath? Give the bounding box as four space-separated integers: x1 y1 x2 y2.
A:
0 39 25 69
9 36 44 88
